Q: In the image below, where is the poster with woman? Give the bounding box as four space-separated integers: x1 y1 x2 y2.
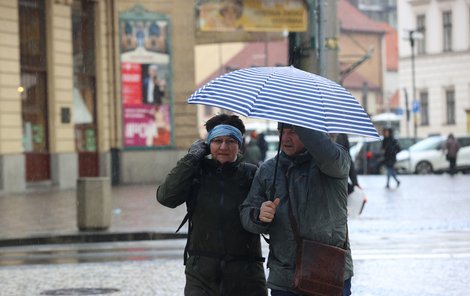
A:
119 6 172 148
197 0 307 32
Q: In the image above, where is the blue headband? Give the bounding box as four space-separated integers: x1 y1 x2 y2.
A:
207 124 243 147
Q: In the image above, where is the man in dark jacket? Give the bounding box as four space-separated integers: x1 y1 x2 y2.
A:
381 127 401 189
240 123 353 295
157 114 267 296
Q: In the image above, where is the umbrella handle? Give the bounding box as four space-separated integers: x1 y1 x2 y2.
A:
270 123 284 201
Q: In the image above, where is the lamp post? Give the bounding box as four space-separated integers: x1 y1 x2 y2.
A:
408 30 423 141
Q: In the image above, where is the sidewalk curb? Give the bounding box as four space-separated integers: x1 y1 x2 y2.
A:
0 232 188 248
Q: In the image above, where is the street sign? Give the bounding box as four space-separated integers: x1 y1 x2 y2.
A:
412 100 420 113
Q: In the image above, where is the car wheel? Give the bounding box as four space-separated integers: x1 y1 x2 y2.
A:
415 161 433 174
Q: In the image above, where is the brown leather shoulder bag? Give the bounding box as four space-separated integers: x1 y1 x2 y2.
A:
287 194 347 296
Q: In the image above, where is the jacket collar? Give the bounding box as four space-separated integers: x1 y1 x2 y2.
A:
279 149 312 168
203 156 240 174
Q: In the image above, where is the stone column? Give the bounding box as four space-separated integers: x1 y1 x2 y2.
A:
0 1 25 192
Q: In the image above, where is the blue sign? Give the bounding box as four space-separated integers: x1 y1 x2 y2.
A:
412 100 420 113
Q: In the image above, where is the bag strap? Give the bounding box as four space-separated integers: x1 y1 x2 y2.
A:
285 172 348 250
286 186 302 246
284 172 302 246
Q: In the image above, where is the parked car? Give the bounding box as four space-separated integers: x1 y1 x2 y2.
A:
351 138 383 174
352 137 421 175
395 135 470 174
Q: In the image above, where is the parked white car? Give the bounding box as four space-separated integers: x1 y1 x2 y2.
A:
395 135 470 174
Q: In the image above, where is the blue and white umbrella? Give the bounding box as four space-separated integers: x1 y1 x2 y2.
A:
188 66 379 139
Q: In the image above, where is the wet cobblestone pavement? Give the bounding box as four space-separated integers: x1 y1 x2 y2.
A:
1 248 469 296
0 184 187 240
0 259 185 296
1 175 470 295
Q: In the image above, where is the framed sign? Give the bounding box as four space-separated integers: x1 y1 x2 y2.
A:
119 5 173 148
197 0 307 33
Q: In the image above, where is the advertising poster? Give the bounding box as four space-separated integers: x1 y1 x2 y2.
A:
197 0 307 32
119 6 172 148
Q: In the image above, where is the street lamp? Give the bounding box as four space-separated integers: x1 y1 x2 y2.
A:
408 30 423 140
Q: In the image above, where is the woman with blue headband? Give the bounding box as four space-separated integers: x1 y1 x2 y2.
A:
157 114 267 296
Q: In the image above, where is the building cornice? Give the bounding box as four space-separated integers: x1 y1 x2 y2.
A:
408 0 431 6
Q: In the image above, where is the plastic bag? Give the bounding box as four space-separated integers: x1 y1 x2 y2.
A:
347 186 367 217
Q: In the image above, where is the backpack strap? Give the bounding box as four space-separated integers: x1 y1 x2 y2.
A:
176 165 203 265
176 167 202 233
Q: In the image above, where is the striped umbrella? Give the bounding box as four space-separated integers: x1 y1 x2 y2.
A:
188 66 379 139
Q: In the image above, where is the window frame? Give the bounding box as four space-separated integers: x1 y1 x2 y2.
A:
416 14 426 55
445 88 456 125
442 10 452 52
419 90 429 126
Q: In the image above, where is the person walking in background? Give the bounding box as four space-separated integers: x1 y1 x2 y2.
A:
240 123 353 295
257 132 268 162
244 131 262 166
444 133 460 176
336 133 360 194
157 114 267 296
381 128 401 189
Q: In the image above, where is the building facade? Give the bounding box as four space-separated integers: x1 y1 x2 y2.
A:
398 0 470 138
338 0 387 116
0 0 199 193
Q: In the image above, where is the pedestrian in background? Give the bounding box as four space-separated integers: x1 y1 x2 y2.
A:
257 132 269 162
381 127 401 189
240 123 353 295
444 133 460 176
244 131 263 166
157 114 267 296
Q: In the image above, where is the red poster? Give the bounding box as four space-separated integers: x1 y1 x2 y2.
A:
121 62 142 105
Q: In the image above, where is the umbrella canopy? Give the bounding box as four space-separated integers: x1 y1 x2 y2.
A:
188 66 379 139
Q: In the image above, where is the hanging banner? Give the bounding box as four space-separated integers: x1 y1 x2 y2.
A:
197 0 307 33
119 5 173 148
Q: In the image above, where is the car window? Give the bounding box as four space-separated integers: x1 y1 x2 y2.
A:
458 137 470 147
397 138 421 150
409 137 443 152
349 142 362 158
369 141 382 152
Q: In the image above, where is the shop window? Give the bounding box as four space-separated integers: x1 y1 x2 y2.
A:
72 0 97 153
19 0 48 152
19 0 50 181
21 72 48 152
